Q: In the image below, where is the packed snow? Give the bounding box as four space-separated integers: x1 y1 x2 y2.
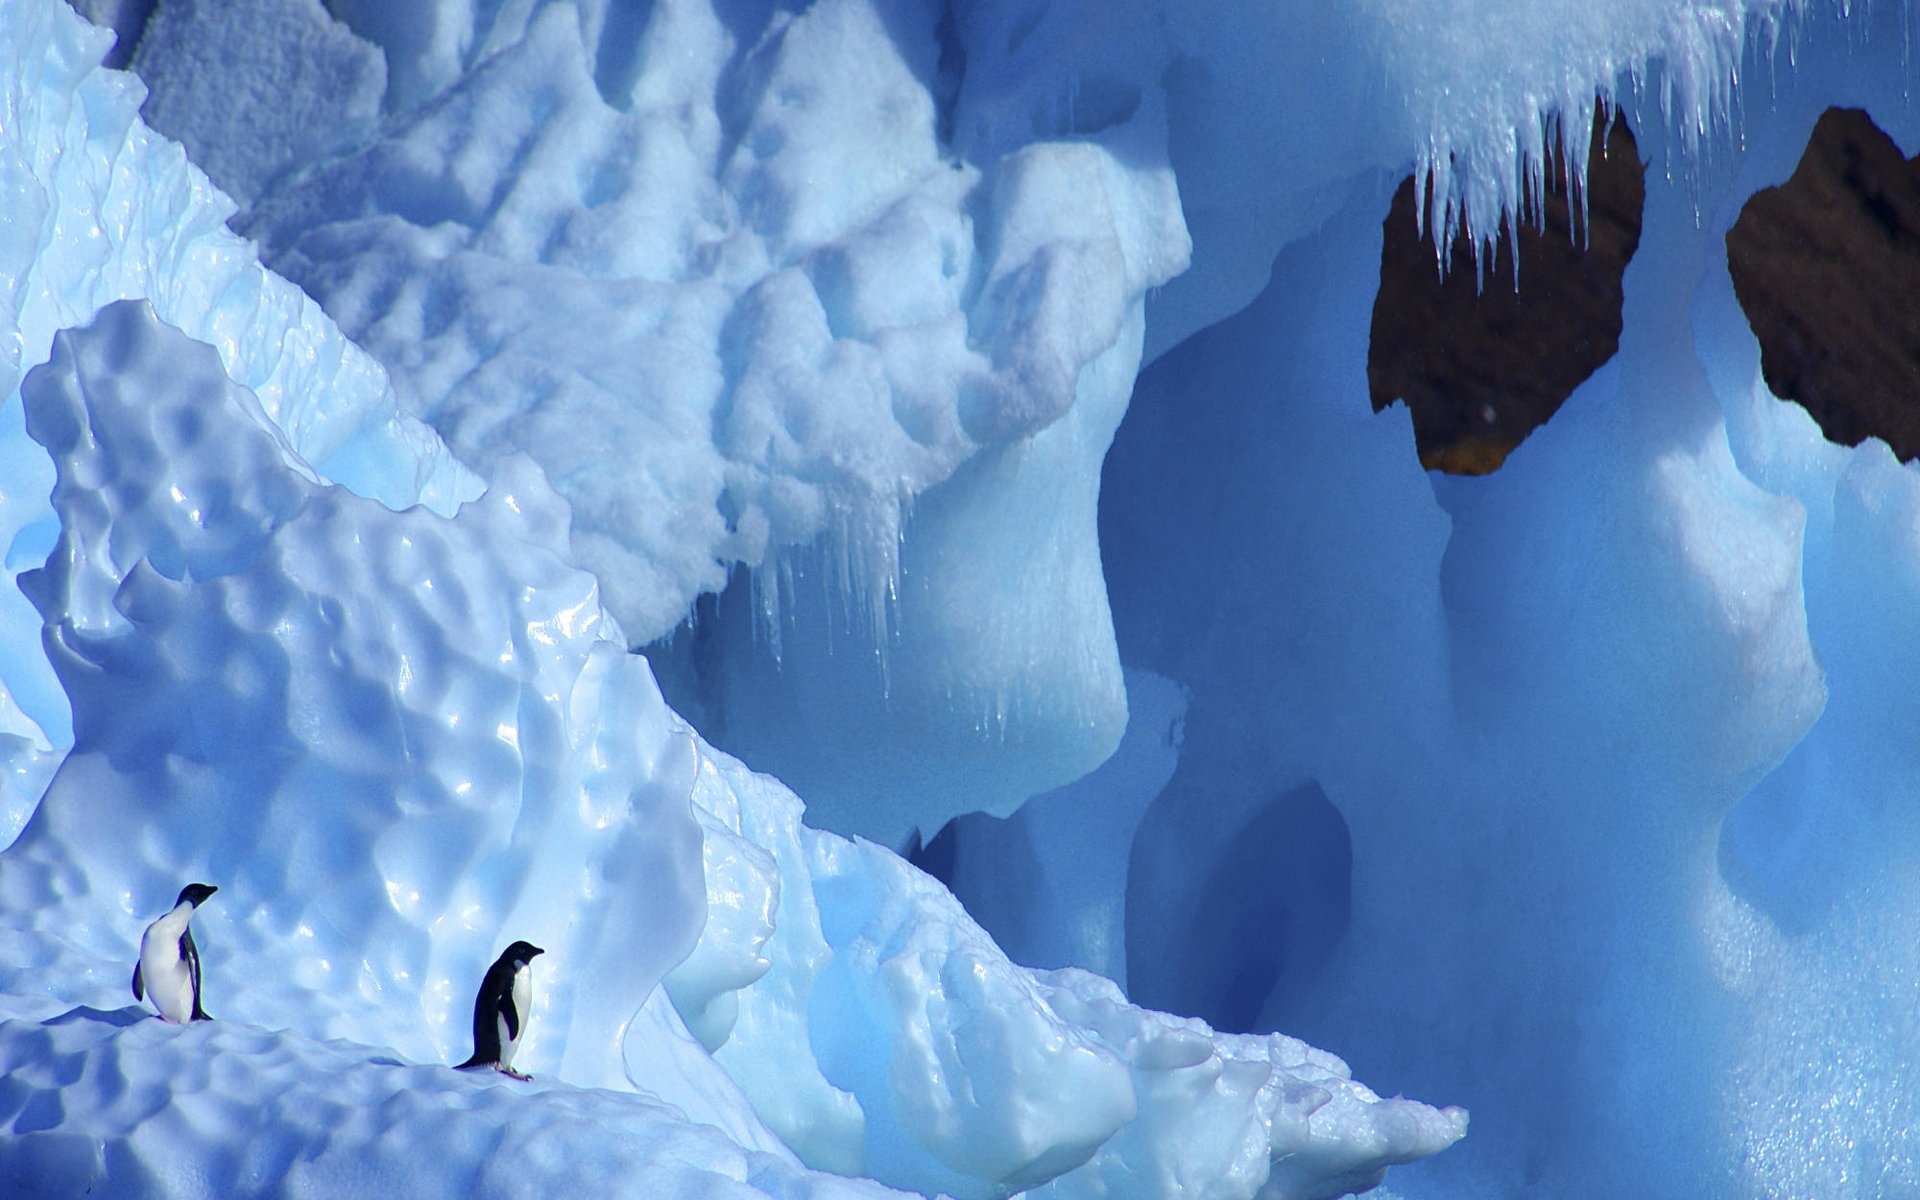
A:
8 0 1920 1197
0 1002 898 1200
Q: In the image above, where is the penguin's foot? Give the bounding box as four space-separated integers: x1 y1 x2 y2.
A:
499 1066 532 1081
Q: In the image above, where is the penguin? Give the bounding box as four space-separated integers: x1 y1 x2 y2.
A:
132 883 218 1023
456 940 544 1080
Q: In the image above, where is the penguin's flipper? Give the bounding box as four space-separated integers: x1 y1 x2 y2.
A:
500 994 520 1042
182 926 211 1021
132 961 144 1002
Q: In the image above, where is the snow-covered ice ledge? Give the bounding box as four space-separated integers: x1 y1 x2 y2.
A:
0 296 1462 1197
0 1003 907 1200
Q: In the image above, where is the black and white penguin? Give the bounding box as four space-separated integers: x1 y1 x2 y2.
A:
132 883 218 1023
456 940 544 1080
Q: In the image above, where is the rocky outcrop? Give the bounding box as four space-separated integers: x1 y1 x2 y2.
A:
1728 106 1920 460
1369 113 1645 474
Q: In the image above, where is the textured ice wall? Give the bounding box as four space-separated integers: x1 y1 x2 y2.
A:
97 0 1831 847
1081 4 1920 1198
0 0 480 844
217 0 1184 838
1680 25 1920 1198
241 0 1186 641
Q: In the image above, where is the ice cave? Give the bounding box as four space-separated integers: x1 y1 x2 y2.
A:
3 0 1919 1197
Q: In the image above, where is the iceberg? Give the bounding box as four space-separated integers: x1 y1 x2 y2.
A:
10 0 1920 1196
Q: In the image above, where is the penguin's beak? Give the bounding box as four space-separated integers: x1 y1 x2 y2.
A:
530 946 545 957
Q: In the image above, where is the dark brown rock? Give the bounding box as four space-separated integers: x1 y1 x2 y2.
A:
1727 107 1920 459
1369 113 1645 474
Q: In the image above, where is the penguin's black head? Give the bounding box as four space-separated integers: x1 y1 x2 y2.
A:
175 883 218 908
503 940 544 965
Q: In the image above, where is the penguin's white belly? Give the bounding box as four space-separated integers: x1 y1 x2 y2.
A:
499 968 532 1067
139 929 195 1024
